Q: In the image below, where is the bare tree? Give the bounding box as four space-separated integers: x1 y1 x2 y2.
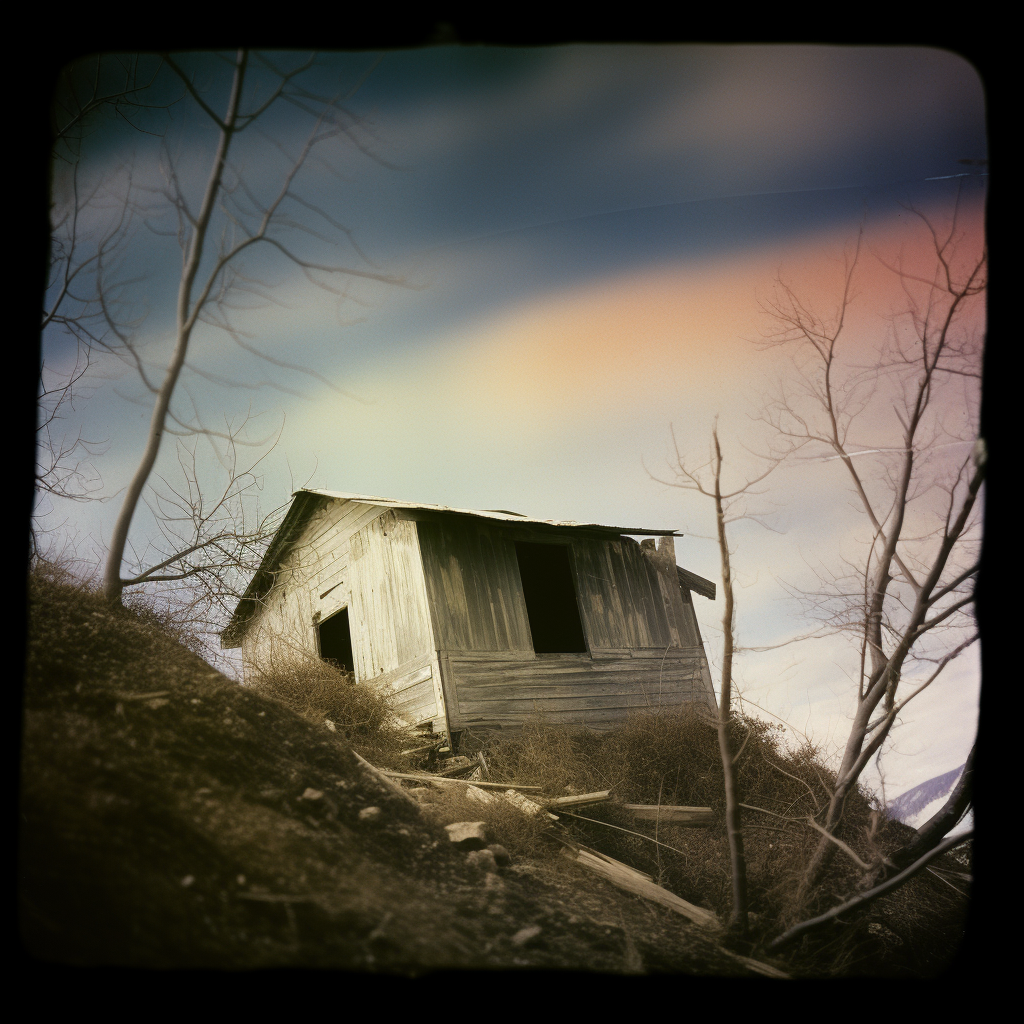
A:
38 160 131 516
38 56 178 517
50 54 169 166
756 194 985 903
885 740 974 877
652 423 781 935
41 50 405 609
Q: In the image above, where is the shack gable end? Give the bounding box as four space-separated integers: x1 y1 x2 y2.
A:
235 497 446 733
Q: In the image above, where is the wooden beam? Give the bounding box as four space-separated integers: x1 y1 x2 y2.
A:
623 804 714 826
564 844 718 928
351 752 423 810
379 770 542 792
564 845 790 978
543 791 613 809
677 566 716 601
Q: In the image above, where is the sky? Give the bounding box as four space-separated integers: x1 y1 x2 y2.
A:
40 44 987 802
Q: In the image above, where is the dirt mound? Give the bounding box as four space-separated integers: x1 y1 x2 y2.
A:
19 565 760 973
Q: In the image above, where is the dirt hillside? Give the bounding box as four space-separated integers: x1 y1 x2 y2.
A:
20 566 779 973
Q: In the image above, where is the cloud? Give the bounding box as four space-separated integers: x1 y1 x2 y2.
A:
620 47 985 192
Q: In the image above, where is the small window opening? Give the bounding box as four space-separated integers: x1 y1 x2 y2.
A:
318 608 355 676
515 541 587 653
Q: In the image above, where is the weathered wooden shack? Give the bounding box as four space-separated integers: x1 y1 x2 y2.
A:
222 490 718 741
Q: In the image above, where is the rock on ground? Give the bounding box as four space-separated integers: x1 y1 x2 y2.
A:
465 849 499 874
444 821 488 849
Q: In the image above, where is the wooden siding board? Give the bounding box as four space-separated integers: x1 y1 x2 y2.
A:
572 536 631 649
314 557 348 598
627 542 673 648
362 652 433 693
456 709 685 729
305 500 377 553
447 657 702 681
460 683 693 703
442 651 711 729
449 660 703 687
618 540 656 647
675 586 702 647
393 677 434 704
349 513 434 679
458 693 689 714
392 680 437 720
418 520 532 654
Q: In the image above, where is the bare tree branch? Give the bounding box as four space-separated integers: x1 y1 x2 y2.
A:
754 204 984 904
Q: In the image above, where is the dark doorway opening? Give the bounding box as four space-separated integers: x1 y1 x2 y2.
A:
515 541 587 653
318 608 355 675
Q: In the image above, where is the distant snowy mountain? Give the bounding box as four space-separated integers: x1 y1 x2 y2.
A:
903 796 974 837
887 763 967 827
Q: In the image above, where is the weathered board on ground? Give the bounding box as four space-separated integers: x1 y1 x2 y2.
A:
565 845 719 928
623 805 714 826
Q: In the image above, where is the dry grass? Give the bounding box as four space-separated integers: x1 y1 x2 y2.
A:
414 784 555 861
246 647 406 766
472 709 971 976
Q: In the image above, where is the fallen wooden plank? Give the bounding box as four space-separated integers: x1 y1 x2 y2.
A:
623 804 714 826
575 845 654 881
462 783 557 819
500 788 561 821
565 847 786 974
727 954 790 979
564 845 718 929
435 759 479 778
352 752 423 810
395 745 440 761
563 845 790 977
379 770 543 792
543 790 613 809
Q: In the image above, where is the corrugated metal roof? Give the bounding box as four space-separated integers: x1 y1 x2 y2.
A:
298 489 682 536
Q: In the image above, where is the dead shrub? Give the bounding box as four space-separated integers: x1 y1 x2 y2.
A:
470 704 966 975
247 643 405 764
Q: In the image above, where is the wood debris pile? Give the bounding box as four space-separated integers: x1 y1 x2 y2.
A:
354 746 789 980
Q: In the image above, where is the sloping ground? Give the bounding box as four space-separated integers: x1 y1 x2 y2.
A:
19 567 770 974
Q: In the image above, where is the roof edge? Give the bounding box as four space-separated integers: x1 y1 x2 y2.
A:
220 490 326 648
295 488 682 536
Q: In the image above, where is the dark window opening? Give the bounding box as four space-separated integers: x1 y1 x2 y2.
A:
515 541 587 653
318 608 355 676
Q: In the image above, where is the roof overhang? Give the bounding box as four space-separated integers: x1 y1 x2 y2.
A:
300 489 682 536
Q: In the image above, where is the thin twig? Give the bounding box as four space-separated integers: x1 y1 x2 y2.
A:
557 809 690 858
739 803 873 870
767 832 973 951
